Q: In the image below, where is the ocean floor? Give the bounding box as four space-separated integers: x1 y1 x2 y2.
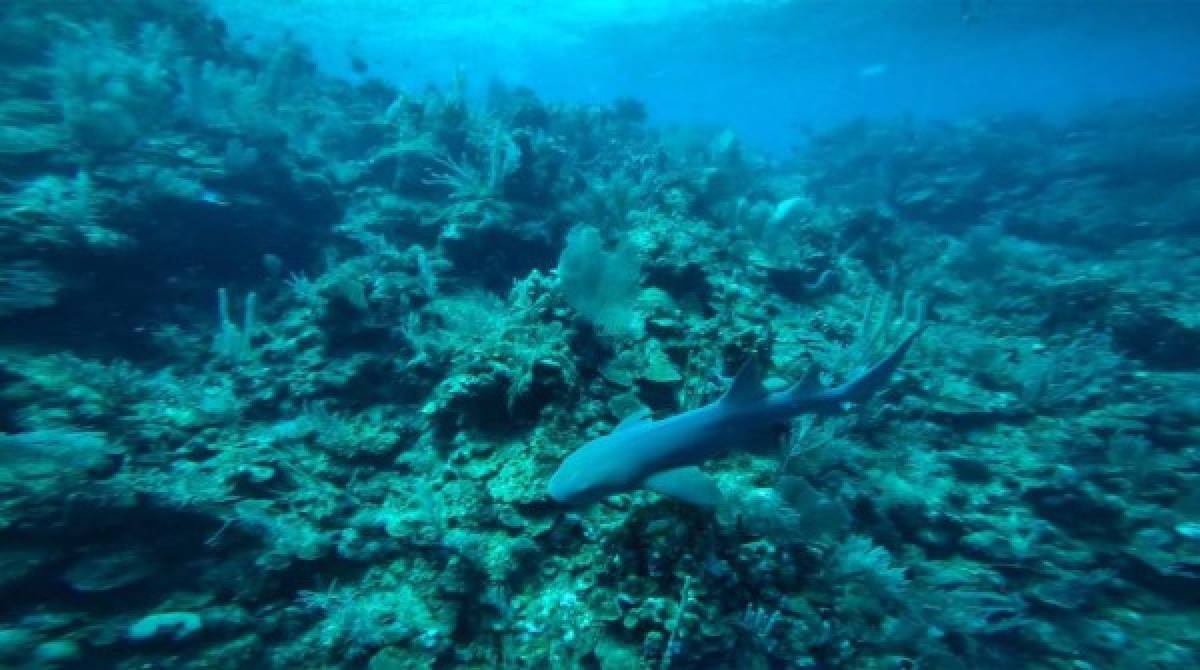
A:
1 1 1199 669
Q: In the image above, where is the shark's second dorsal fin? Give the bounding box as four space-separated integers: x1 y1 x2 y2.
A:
721 357 767 406
615 408 652 431
787 367 823 397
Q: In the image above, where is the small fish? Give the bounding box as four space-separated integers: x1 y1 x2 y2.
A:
961 0 993 24
1176 522 1200 542
858 63 889 79
200 190 229 206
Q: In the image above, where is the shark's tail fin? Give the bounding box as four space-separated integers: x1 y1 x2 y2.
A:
827 327 922 404
790 326 923 414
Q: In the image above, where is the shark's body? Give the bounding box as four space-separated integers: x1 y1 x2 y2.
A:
548 331 920 508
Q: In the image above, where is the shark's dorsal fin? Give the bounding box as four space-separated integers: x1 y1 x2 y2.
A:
721 357 766 406
787 367 823 398
614 408 652 432
643 467 722 508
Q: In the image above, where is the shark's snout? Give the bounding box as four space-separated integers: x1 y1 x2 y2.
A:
547 468 573 503
548 458 605 505
548 461 586 504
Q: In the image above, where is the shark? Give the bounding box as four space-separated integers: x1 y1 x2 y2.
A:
548 330 921 508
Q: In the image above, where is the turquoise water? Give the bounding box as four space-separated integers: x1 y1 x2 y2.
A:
1 1 1199 668
209 1 1200 148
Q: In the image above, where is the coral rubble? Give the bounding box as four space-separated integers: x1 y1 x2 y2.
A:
1 1 1198 669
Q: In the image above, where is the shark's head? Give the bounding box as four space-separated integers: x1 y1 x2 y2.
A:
547 436 632 506
548 459 610 506
547 464 596 505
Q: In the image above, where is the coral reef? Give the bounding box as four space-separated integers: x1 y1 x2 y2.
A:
1 1 1198 669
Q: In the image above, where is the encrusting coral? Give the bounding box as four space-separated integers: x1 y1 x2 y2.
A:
0 1 1198 669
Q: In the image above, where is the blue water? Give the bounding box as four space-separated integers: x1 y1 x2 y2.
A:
212 0 1200 149
4 1 1200 668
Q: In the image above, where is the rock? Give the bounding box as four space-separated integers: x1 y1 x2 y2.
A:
63 548 156 593
0 627 34 661
33 638 81 664
128 611 203 643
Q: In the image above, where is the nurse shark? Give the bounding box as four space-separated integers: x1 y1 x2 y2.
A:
548 330 921 508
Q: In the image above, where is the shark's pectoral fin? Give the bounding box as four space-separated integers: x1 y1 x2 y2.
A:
643 467 723 508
